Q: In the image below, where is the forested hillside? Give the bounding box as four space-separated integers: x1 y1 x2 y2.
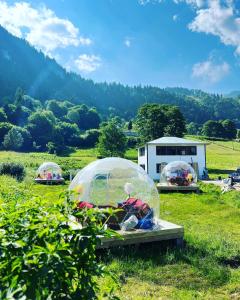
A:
1 25 240 124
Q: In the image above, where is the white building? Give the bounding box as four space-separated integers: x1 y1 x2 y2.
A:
138 137 207 180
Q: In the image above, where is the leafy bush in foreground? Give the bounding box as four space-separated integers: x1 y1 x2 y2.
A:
0 162 25 181
0 192 117 299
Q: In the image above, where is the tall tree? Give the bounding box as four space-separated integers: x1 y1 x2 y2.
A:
3 127 23 150
136 104 166 142
163 106 186 137
0 108 7 122
98 120 127 157
136 103 186 142
14 87 24 107
14 127 32 151
81 129 100 147
202 120 225 138
127 120 133 131
0 122 13 143
56 122 80 146
67 105 101 130
186 122 200 135
46 100 68 119
221 119 237 139
27 110 55 149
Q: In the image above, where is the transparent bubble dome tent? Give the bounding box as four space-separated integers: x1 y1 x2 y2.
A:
161 161 197 186
35 162 64 182
69 157 160 219
69 158 184 247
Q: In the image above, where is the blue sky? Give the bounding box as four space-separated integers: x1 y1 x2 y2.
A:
0 0 240 93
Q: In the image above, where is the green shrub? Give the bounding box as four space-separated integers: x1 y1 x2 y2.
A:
46 141 66 155
81 129 100 148
0 162 25 181
0 192 117 299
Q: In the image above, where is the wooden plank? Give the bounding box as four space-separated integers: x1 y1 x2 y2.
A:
35 179 65 185
157 183 199 192
98 219 184 248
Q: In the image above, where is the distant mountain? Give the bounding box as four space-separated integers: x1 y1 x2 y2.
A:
1 25 240 124
165 87 211 99
225 91 240 98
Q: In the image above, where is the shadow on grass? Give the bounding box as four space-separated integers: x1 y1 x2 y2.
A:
98 240 232 291
208 168 233 175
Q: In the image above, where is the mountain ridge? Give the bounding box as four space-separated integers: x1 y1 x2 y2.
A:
0 25 240 124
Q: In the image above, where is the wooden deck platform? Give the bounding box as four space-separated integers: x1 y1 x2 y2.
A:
35 178 65 185
98 219 184 248
157 183 199 193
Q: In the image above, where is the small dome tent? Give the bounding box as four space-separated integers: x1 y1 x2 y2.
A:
69 157 160 229
35 162 64 184
161 161 197 186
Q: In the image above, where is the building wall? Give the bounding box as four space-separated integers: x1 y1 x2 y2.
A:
138 144 206 180
138 146 147 172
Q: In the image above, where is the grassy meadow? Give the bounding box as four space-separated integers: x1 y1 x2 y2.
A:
0 140 240 299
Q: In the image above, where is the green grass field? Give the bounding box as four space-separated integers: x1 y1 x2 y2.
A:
187 136 240 179
206 140 240 178
0 141 240 299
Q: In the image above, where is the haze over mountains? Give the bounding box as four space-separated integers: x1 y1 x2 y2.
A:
225 91 240 99
1 25 240 124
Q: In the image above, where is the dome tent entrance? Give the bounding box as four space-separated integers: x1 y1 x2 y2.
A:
35 162 64 184
69 157 183 247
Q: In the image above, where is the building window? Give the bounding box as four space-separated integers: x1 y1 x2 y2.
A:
156 163 161 173
140 164 145 170
156 146 197 156
139 147 145 156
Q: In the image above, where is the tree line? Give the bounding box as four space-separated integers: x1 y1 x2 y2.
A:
186 119 237 139
0 88 102 154
0 88 188 157
98 103 186 157
0 86 238 158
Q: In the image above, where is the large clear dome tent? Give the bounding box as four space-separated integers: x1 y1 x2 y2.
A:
35 162 64 183
69 157 160 219
160 161 197 186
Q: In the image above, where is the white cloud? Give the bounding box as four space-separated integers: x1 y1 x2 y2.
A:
124 38 131 47
139 0 204 7
0 1 92 56
138 0 163 5
173 0 205 8
189 0 240 55
192 57 230 83
173 14 178 21
75 54 101 73
138 0 240 57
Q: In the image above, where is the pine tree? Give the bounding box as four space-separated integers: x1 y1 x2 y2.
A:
128 120 133 131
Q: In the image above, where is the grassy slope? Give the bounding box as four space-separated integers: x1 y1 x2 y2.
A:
0 142 240 299
186 136 240 178
206 140 240 178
